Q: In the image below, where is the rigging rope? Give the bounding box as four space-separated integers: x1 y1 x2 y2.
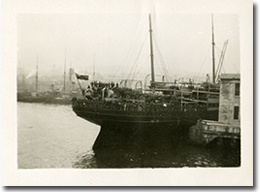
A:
112 48 131 80
113 25 146 80
154 57 164 76
153 34 172 82
214 45 222 53
131 55 150 82
127 32 148 81
154 35 170 80
225 52 239 73
194 44 211 82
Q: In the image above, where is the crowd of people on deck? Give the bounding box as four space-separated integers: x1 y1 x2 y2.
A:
81 81 119 100
81 80 145 101
72 96 205 114
80 78 205 101
71 79 210 114
73 97 181 113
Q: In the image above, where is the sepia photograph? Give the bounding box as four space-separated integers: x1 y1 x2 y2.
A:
2 0 253 186
17 13 241 169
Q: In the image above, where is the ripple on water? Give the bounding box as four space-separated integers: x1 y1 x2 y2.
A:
18 102 240 169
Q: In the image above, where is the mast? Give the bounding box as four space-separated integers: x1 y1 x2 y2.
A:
69 61 72 91
64 48 67 92
93 54 95 82
211 14 216 84
149 14 155 87
36 56 38 92
19 60 26 90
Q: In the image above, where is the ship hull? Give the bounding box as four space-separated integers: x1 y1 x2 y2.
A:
93 121 182 150
73 105 183 149
73 107 181 126
73 104 218 150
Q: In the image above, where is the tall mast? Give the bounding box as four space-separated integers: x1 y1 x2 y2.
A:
36 56 38 92
93 54 95 82
149 14 155 87
211 14 216 84
64 48 67 92
20 60 26 89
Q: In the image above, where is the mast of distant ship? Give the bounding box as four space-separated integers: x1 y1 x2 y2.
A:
64 48 67 93
36 56 38 92
20 60 26 90
93 54 95 82
149 14 155 89
211 14 216 84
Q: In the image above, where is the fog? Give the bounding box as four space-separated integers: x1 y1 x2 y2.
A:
17 13 240 83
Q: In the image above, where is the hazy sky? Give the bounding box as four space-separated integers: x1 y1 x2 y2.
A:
18 13 240 82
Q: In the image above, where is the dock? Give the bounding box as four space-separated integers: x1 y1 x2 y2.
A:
189 120 240 145
188 74 240 146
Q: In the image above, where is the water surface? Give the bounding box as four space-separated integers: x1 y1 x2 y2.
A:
18 102 240 169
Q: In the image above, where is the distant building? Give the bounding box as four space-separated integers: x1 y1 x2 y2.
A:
218 74 240 125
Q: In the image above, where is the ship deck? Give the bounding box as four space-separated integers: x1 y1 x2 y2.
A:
72 99 217 126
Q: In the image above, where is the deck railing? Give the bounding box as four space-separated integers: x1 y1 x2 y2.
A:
73 98 209 114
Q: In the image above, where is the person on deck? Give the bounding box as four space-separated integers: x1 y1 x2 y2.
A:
84 86 93 100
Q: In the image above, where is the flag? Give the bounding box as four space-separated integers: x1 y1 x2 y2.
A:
75 73 89 80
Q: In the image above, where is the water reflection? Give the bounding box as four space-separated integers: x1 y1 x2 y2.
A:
74 139 240 168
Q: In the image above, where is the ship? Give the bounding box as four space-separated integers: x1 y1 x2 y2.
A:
17 54 81 105
72 14 224 150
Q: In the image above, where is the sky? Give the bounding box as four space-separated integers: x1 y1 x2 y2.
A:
17 12 240 83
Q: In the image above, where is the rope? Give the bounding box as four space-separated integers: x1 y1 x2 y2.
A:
215 45 222 52
117 25 146 80
153 34 172 82
226 52 239 73
154 57 164 76
112 50 131 80
194 44 211 82
127 33 148 80
132 55 150 81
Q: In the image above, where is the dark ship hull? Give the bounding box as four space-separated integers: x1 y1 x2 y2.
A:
73 102 218 126
72 99 218 150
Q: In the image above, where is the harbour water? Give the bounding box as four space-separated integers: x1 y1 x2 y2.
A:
18 102 240 169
